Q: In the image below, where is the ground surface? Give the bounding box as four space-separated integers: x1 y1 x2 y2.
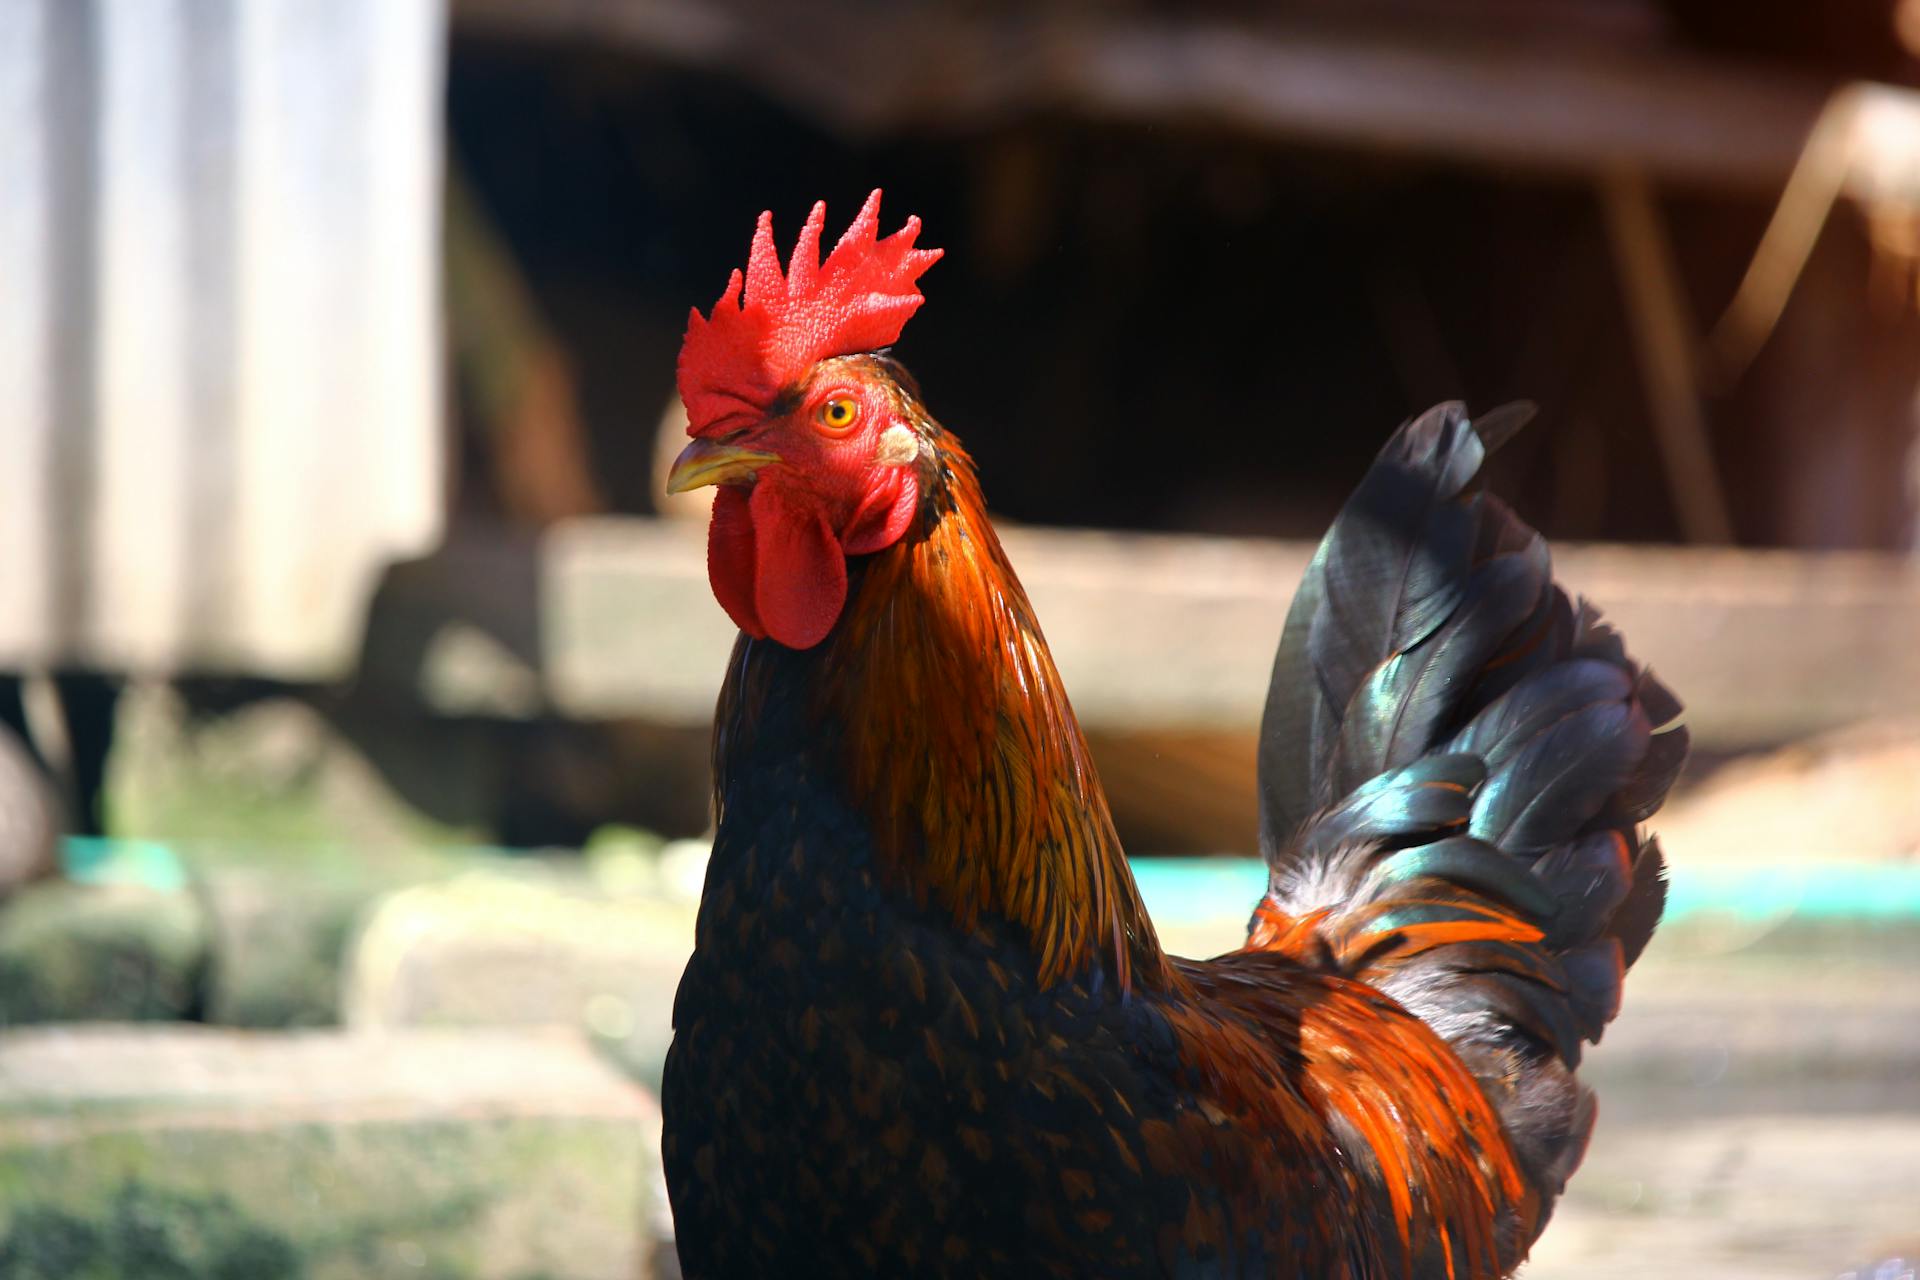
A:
3 697 1918 1277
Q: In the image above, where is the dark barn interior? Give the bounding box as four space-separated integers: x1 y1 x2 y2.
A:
394 0 1920 854
445 0 1920 552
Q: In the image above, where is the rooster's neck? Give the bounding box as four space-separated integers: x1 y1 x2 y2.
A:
718 427 1169 994
841 436 1169 992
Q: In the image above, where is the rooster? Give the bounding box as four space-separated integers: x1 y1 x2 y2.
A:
660 192 1684 1279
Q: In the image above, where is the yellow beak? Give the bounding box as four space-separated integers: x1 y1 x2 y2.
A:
666 438 782 494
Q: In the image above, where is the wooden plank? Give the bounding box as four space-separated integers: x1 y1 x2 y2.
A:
527 516 1920 750
1598 167 1736 544
451 0 1846 193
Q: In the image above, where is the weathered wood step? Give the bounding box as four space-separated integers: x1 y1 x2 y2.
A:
389 517 1920 753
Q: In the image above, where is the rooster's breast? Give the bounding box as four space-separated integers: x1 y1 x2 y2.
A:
660 782 1220 1279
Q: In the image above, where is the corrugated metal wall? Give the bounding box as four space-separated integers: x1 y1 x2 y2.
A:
0 0 445 679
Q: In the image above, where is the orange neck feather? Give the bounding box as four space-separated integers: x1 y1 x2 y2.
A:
814 436 1170 993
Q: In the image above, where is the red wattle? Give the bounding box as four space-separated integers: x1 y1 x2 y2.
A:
705 470 919 650
748 481 848 650
707 486 765 638
841 469 919 555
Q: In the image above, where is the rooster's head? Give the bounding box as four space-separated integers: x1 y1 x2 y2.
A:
668 191 942 650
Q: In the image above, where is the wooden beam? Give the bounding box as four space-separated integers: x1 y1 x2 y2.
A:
452 0 1846 193
1598 167 1736 544
388 516 1920 751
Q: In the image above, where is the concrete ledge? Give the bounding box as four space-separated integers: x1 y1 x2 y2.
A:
343 866 699 1090
0 883 204 1025
1529 1113 1920 1280
0 1026 661 1280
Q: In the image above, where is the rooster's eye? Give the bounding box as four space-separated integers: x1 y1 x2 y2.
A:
816 396 860 433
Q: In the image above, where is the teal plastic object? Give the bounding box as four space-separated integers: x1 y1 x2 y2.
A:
60 836 189 892
61 838 1920 925
1126 856 1920 928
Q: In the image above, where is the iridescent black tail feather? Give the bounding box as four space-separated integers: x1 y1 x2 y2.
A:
1251 402 1686 1234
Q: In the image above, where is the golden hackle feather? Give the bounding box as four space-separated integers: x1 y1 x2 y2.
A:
814 422 1169 993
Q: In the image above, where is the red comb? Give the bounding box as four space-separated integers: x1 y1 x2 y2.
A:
677 190 942 437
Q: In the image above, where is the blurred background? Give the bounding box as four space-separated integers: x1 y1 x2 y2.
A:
3 0 1920 1276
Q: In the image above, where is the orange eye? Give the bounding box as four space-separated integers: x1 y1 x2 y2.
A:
816 396 860 433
